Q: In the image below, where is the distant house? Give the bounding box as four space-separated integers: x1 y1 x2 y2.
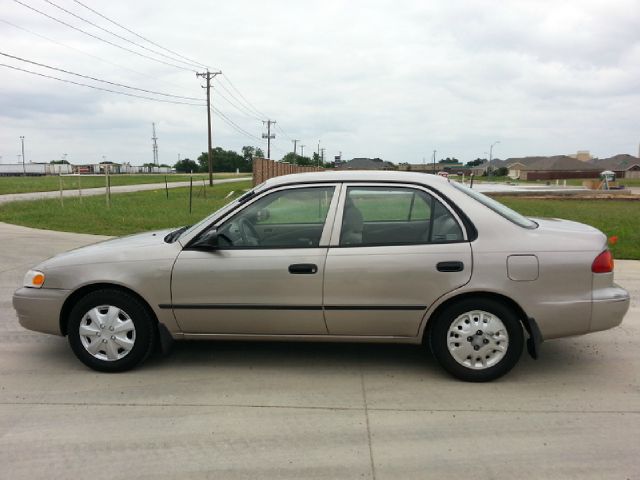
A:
334 157 396 170
591 154 640 179
506 162 527 179
502 156 600 180
398 162 465 173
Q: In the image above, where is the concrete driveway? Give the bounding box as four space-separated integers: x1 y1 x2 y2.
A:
0 222 638 479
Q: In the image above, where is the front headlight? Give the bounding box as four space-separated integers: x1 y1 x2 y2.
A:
23 270 46 289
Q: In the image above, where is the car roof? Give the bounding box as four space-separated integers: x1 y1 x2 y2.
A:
259 170 451 190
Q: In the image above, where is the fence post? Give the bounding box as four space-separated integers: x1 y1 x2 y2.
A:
165 175 169 199
105 166 111 208
59 173 64 207
189 176 193 213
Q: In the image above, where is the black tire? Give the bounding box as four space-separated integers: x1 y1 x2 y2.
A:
429 297 524 382
67 289 156 372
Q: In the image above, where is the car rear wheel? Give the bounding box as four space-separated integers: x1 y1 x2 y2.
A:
67 289 156 372
429 298 524 382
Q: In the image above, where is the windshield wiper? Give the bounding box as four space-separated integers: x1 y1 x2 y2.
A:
164 225 190 243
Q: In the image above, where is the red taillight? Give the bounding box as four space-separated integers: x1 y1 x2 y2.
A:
592 250 614 273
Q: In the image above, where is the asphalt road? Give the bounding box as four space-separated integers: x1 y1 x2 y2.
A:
0 222 638 479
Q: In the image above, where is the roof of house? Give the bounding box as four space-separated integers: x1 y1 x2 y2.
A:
504 155 599 171
591 154 640 170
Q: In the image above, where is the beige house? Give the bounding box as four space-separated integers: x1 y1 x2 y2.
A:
506 162 526 179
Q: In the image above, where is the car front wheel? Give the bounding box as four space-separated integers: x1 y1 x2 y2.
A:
429 298 524 382
67 289 156 372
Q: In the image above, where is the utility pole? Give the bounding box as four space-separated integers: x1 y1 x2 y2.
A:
320 148 325 165
152 123 159 166
292 139 299 156
262 120 276 159
20 136 25 175
432 150 436 174
300 144 305 158
196 69 222 186
488 140 500 179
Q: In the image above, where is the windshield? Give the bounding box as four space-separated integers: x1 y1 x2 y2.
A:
176 190 254 241
451 182 537 229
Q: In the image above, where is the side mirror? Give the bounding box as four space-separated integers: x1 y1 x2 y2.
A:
190 228 219 250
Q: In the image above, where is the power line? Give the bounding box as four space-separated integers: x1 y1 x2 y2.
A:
42 0 203 70
0 51 202 101
211 106 261 141
13 0 196 72
0 17 186 91
220 75 267 119
275 123 294 142
213 78 263 121
0 62 206 106
72 0 209 70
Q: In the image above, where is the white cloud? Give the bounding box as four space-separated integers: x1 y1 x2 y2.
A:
1 0 639 165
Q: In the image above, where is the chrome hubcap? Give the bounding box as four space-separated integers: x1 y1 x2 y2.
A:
447 310 509 370
79 305 136 361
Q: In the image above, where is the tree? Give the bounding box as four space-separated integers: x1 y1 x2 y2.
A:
198 147 251 173
174 158 199 173
281 152 313 166
495 166 509 177
241 146 265 161
438 158 459 164
50 160 70 165
466 159 486 167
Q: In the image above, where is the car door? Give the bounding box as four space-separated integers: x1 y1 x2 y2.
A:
323 183 472 337
170 184 340 335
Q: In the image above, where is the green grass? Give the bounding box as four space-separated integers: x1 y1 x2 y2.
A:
499 197 640 259
0 180 252 236
0 173 250 195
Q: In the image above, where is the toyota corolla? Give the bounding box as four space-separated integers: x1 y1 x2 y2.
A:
13 171 630 381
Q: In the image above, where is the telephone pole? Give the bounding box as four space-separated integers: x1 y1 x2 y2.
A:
320 148 325 166
196 69 222 186
292 139 299 156
300 144 305 158
262 120 276 159
432 150 437 174
151 123 159 166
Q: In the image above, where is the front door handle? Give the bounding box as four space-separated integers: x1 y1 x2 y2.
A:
437 261 464 272
288 263 318 274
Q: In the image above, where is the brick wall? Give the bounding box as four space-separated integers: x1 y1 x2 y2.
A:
252 157 324 186
523 170 600 181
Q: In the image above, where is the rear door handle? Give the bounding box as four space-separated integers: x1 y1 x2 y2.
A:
437 261 464 272
288 263 318 274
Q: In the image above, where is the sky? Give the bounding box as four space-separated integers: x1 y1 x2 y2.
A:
1 0 639 166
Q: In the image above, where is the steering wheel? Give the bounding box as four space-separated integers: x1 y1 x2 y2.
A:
238 218 260 246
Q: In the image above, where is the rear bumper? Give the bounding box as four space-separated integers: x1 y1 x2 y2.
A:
590 284 630 333
12 287 70 336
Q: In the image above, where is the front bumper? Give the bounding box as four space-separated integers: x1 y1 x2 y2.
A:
590 284 630 333
12 287 71 336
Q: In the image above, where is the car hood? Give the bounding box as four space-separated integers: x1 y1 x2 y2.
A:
37 228 178 269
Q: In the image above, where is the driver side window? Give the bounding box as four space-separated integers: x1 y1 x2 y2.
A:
216 186 335 248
